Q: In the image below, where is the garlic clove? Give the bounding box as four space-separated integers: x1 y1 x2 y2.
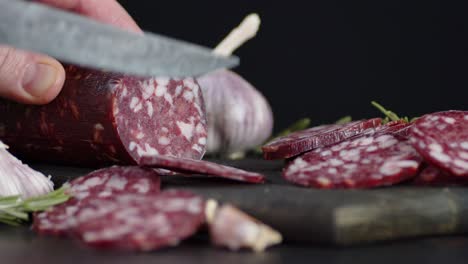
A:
206 200 282 252
199 69 274 155
0 141 54 198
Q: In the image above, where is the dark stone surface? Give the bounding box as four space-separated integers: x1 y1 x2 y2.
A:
2 159 468 262
3 226 468 264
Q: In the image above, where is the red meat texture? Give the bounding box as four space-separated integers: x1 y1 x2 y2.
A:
283 133 422 188
262 119 382 160
0 66 207 166
409 111 468 177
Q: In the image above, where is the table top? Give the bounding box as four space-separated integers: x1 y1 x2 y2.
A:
2 159 468 263
3 225 468 264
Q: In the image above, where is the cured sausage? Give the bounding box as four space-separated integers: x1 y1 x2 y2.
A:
409 111 468 177
33 166 161 235
68 166 161 199
283 132 422 188
33 167 280 251
76 190 205 251
0 66 207 166
138 155 265 183
412 164 467 186
262 118 382 160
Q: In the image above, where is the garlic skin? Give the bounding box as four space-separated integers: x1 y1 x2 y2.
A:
205 201 282 252
198 69 274 156
0 141 54 198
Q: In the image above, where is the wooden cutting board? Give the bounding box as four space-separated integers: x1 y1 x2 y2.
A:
29 159 468 245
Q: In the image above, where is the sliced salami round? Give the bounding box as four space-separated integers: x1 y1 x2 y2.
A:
33 166 161 235
283 133 422 188
138 155 265 183
76 190 205 251
412 164 467 186
32 198 81 236
409 111 468 177
380 121 413 139
69 166 161 199
393 124 413 139
262 118 382 160
0 66 207 166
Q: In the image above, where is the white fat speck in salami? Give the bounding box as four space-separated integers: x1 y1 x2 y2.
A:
129 97 139 109
460 142 468 150
129 142 137 151
94 123 104 130
155 85 167 97
283 129 422 188
138 155 265 183
174 85 183 96
409 111 468 177
141 80 155 99
459 151 468 159
158 137 171 145
177 121 194 141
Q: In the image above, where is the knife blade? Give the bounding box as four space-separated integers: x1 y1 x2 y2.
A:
0 0 239 77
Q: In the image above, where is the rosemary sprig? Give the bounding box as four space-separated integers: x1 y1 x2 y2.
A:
335 116 352 125
0 186 71 226
273 118 311 138
371 101 413 124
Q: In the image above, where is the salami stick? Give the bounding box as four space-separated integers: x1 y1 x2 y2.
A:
0 66 207 166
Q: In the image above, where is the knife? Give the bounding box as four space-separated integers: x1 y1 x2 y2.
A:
0 0 239 77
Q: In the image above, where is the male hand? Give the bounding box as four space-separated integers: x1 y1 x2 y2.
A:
0 0 141 104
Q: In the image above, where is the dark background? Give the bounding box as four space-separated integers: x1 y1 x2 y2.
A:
118 0 467 132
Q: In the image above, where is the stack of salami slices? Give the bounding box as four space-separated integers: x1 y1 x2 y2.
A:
262 111 468 188
33 166 280 251
33 166 207 251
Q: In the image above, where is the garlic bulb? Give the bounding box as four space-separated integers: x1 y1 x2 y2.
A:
198 14 274 157
198 70 273 156
0 141 54 198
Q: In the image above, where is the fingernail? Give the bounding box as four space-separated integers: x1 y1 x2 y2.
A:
22 63 59 98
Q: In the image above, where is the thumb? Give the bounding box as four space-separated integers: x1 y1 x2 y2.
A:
0 45 65 105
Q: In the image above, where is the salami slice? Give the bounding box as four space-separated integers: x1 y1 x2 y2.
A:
33 166 161 235
0 65 207 166
138 155 265 183
76 190 205 251
409 111 468 177
33 198 81 236
392 124 413 139
412 164 467 186
283 133 422 188
69 166 161 199
262 118 382 160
